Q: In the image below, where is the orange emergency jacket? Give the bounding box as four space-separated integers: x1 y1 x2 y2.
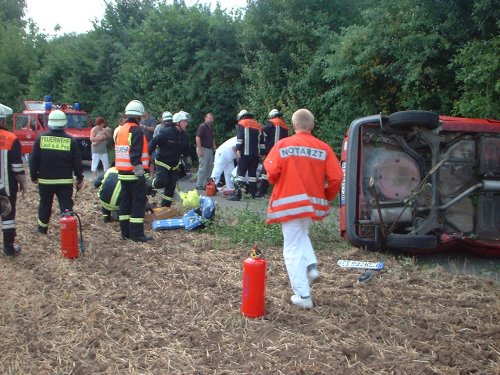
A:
264 132 343 224
115 122 149 174
269 117 288 130
0 129 16 151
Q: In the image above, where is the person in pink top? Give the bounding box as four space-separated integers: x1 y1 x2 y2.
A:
264 108 343 309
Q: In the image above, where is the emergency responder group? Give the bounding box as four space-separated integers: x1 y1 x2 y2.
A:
0 100 288 247
0 101 292 248
1 99 344 309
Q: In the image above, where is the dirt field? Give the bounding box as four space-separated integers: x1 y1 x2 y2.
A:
1 180 499 375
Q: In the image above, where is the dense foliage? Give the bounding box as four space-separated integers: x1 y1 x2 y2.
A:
1 0 498 149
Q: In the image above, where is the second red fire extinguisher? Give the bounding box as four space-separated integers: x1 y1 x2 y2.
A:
241 244 267 318
59 210 85 259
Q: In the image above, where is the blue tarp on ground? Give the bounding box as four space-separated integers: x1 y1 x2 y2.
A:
153 196 215 231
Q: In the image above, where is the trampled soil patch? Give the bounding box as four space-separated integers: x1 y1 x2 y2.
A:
1 181 499 374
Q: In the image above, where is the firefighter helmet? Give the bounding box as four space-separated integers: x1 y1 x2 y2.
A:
162 111 173 122
268 109 281 119
124 100 145 117
173 111 190 123
48 110 68 129
0 103 13 118
237 109 253 121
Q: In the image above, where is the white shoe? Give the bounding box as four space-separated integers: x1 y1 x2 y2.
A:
291 295 313 309
307 268 320 284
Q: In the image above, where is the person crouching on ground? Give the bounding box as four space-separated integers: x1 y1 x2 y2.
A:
210 136 237 192
264 108 343 309
94 165 155 223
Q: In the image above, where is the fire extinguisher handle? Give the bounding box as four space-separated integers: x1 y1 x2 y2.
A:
250 244 263 259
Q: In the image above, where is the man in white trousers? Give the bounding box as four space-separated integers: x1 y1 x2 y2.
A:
264 109 343 308
210 136 237 191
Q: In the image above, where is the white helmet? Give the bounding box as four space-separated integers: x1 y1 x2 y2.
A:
162 111 173 122
268 109 281 119
124 100 145 117
237 109 252 121
0 103 13 118
173 111 190 123
48 110 68 129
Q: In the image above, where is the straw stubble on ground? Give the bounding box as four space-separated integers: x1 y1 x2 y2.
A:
0 178 499 374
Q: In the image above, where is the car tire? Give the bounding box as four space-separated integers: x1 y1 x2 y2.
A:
388 110 439 130
385 233 438 249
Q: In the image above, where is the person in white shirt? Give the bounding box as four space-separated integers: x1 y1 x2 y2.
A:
210 136 237 190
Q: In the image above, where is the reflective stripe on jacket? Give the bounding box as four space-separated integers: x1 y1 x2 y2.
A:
0 129 24 195
98 167 121 211
29 129 83 185
264 118 289 152
236 119 265 157
115 121 149 173
264 132 343 224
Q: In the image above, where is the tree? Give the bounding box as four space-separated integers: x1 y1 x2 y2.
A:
114 2 244 143
240 0 370 147
0 0 41 112
322 0 497 145
451 37 500 118
0 0 26 24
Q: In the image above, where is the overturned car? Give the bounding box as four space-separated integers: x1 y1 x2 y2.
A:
340 110 500 256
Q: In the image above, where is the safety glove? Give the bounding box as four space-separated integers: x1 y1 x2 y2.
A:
15 174 28 198
134 164 146 184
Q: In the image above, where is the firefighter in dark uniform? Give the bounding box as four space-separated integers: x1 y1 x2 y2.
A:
148 111 191 207
94 165 154 223
94 166 121 222
30 110 84 234
0 103 27 256
229 110 265 201
255 109 289 197
115 100 152 242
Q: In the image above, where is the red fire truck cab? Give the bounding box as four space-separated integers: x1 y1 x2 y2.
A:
13 98 92 160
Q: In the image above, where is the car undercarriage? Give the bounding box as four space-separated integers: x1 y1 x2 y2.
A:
340 111 500 255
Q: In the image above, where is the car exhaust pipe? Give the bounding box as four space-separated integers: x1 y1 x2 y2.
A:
439 180 500 210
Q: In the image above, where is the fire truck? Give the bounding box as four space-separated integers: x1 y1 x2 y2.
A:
12 96 92 160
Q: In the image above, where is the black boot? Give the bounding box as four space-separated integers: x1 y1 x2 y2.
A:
4 244 21 257
255 180 269 198
130 235 154 243
228 189 242 201
119 221 130 240
37 225 48 235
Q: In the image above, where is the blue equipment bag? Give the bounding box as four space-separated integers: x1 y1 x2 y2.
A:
153 218 185 231
183 209 204 230
198 196 215 220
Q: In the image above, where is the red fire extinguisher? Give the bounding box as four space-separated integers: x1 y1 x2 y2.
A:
241 244 267 318
59 210 85 259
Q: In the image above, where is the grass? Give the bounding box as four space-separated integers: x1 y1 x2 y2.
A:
205 204 350 252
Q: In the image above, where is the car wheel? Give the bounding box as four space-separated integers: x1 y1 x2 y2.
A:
388 110 439 130
385 233 438 250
